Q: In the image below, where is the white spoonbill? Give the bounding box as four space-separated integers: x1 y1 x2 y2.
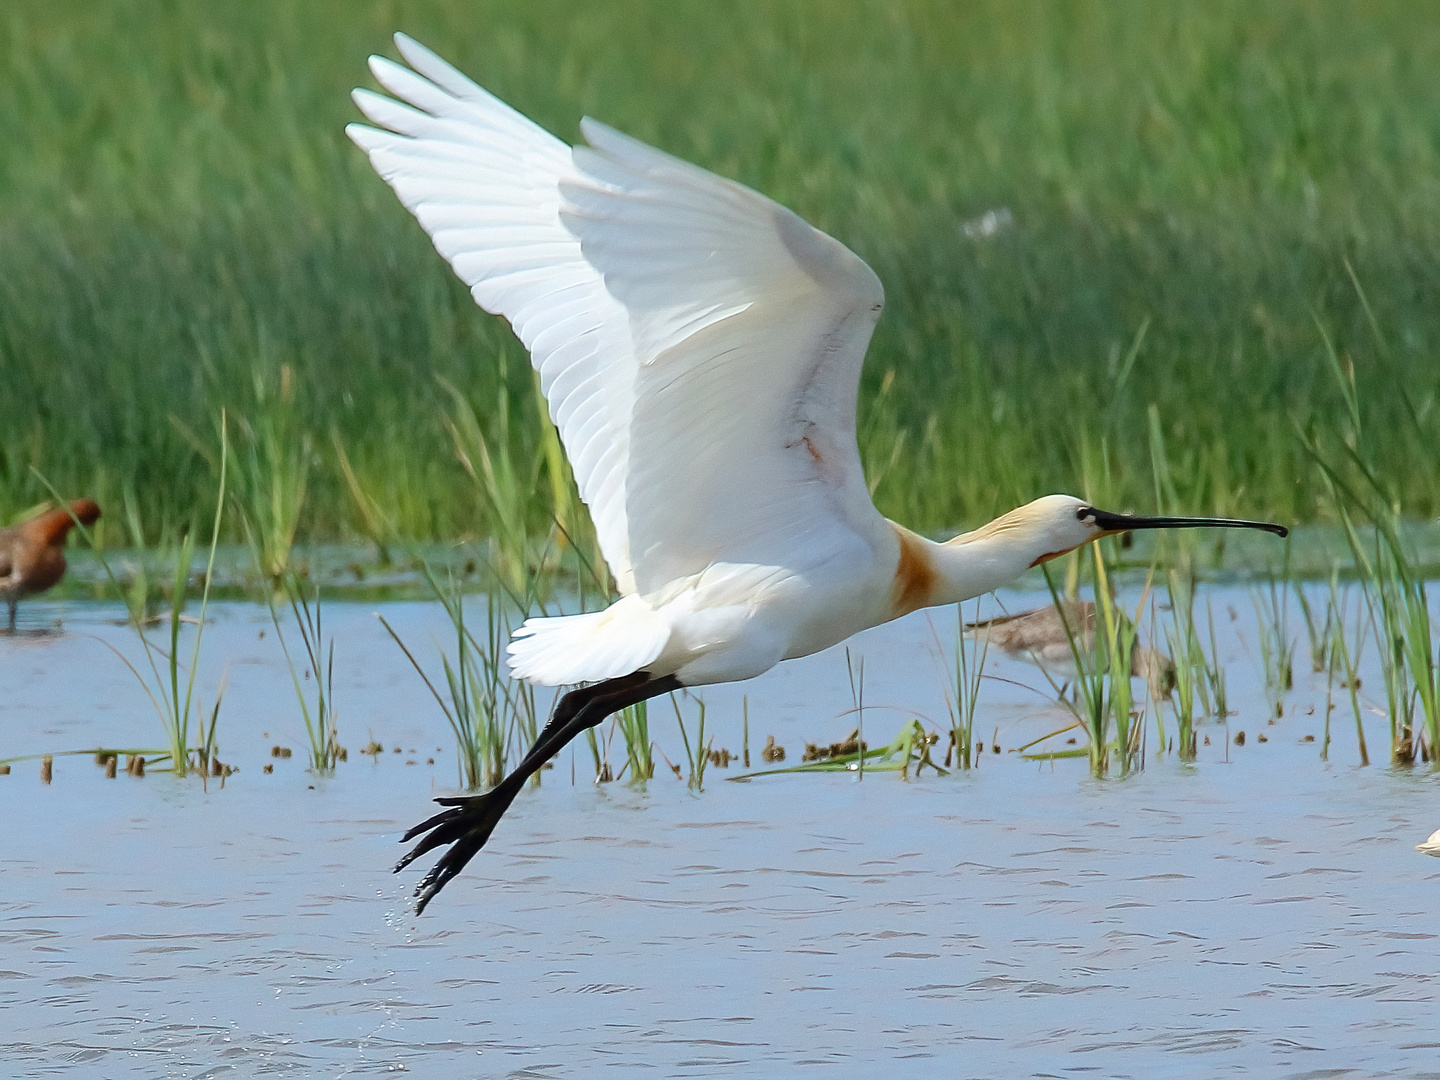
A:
348 35 1288 912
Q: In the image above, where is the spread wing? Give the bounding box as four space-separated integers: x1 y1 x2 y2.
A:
349 35 887 599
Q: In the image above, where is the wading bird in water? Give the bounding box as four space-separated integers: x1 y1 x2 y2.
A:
0 499 101 631
348 35 1288 912
966 600 1177 700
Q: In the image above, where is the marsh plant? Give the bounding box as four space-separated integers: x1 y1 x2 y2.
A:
673 693 711 791
117 486 162 625
1043 548 1147 778
9 5 1440 546
48 419 231 776
1303 315 1440 767
1324 576 1370 766
380 568 542 791
933 600 988 770
1297 581 1337 674
611 699 654 783
230 369 313 583
1252 575 1295 719
1161 572 1229 761
741 719 943 779
441 374 536 600
846 649 866 780
1343 521 1434 765
269 574 342 774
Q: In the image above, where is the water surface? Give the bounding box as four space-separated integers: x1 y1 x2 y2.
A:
1 591 1437 1078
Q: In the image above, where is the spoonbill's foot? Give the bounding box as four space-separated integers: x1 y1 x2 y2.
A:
395 786 518 914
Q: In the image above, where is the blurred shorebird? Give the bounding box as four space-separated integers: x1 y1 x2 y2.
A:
348 35 1289 912
0 499 101 631
966 600 1176 699
1417 829 1440 857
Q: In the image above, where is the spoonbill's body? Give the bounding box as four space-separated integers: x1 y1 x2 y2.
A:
0 499 101 632
349 35 1287 911
966 600 1177 699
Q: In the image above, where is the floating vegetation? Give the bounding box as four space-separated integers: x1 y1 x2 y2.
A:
738 720 944 780
802 731 868 764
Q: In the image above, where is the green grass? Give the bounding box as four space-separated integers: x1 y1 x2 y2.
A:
2 1 1439 545
49 425 230 777
269 575 343 774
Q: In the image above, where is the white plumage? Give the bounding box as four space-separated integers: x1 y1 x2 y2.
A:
350 35 897 688
351 37 1290 911
349 35 1286 692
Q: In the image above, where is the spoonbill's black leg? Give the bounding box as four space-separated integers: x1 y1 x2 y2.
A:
397 671 682 913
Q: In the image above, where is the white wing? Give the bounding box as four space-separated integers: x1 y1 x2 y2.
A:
349 35 887 599
348 36 639 592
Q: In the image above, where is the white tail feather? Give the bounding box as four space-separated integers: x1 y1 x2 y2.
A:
506 596 670 686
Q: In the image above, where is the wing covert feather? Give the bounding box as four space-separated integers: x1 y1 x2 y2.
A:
560 119 887 593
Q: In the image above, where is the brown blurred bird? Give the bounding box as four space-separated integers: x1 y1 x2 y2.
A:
966 599 1176 699
0 499 101 631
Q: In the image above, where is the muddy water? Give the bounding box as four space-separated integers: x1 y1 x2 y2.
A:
1 590 1437 1079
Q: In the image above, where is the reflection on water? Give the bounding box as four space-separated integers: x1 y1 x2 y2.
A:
1 591 1437 1078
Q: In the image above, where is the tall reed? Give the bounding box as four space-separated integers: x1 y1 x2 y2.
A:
673 694 710 791
45 417 230 775
1252 574 1295 719
379 569 537 791
1043 546 1146 778
611 700 654 783
1325 575 1369 766
269 574 342 773
934 601 988 770
1296 581 1335 675
229 369 311 583
1302 308 1438 766
7 3 1440 539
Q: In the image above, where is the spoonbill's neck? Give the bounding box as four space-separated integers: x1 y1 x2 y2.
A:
888 518 1061 618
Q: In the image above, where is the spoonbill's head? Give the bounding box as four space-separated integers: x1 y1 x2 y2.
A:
1015 494 1289 568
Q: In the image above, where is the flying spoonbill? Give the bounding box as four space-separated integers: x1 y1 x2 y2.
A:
0 499 101 632
348 36 1288 912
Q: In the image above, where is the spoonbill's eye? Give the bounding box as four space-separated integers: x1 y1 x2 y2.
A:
1076 507 1096 523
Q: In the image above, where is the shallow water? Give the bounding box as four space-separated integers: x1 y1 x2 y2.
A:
2 589 1438 1079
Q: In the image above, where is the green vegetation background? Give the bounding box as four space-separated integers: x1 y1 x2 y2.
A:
2 0 1437 545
